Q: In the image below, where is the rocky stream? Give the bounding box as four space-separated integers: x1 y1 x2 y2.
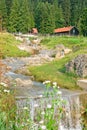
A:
1 37 87 130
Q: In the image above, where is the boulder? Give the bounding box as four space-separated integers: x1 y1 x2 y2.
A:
39 49 57 57
15 66 31 75
55 44 72 59
15 78 33 87
64 48 72 54
65 54 87 77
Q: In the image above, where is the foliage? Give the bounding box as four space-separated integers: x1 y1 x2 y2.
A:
0 33 29 57
1 0 87 35
8 0 34 33
80 8 87 36
0 0 7 31
29 36 87 90
0 81 65 130
35 2 55 34
37 81 65 130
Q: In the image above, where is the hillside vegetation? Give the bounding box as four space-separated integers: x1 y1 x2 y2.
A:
29 36 87 90
0 33 29 58
1 0 87 36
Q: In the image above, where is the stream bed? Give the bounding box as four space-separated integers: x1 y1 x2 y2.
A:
2 57 87 130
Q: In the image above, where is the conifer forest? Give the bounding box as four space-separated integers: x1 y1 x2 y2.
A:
0 0 87 35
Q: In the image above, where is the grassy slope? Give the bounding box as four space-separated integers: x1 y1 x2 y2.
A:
29 36 87 90
0 33 29 57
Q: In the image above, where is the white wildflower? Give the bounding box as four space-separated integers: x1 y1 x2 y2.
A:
43 82 46 84
23 107 28 110
43 80 50 84
38 95 43 98
47 104 52 109
57 91 62 95
66 112 69 116
3 89 10 93
27 119 30 122
0 82 7 87
45 80 50 83
53 82 57 86
41 125 46 130
39 120 44 124
58 86 60 88
53 85 56 89
34 104 39 107
41 111 45 115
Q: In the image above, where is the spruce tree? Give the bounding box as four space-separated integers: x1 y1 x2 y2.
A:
8 0 20 32
0 0 7 31
80 8 87 36
17 0 34 33
53 0 64 28
35 2 55 34
58 0 71 26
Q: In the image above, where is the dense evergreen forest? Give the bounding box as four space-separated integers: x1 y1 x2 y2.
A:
0 0 87 35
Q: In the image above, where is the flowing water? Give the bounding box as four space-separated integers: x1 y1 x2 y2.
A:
3 58 87 130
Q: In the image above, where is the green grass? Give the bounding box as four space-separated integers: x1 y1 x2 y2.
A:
0 33 29 58
41 35 87 49
29 36 87 90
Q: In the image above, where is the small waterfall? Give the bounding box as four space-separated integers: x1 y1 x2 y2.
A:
16 93 87 130
59 95 82 130
2 58 87 129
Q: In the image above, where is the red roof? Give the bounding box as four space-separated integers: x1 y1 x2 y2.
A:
54 26 73 33
32 28 38 34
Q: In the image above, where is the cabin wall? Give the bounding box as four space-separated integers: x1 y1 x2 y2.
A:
55 31 70 36
70 27 79 36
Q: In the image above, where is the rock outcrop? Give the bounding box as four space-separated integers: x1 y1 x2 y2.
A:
55 44 72 59
65 54 87 77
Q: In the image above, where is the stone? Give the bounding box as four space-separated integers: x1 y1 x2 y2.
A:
77 80 87 90
65 54 87 77
39 49 57 57
15 66 31 76
15 78 33 87
55 44 72 59
64 48 72 54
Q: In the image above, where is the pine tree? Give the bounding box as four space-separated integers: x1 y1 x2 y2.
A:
53 0 64 28
8 0 34 33
17 0 34 33
0 0 7 31
80 8 87 36
5 0 12 15
8 0 20 32
58 0 71 26
35 2 55 34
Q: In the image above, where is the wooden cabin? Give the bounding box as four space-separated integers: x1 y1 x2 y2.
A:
54 26 79 36
31 28 38 34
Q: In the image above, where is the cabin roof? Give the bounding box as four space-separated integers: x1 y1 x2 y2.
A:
54 26 74 33
32 28 38 34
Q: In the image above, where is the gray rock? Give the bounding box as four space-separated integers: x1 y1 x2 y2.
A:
15 78 33 87
65 54 87 77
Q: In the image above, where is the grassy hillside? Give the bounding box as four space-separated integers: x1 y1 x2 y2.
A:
29 36 87 90
0 33 29 58
41 36 87 49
